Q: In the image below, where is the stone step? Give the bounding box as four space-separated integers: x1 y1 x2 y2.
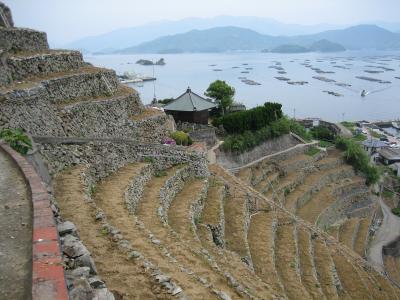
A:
312 239 341 299
133 166 241 299
0 66 118 103
338 218 360 251
284 165 354 213
223 185 253 267
1 50 85 86
200 175 226 247
330 250 374 299
297 228 326 299
384 255 400 287
247 211 287 296
274 212 312 299
0 27 48 52
278 153 318 173
254 171 280 195
168 177 207 244
353 218 370 257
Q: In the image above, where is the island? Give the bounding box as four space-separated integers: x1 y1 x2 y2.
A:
136 58 166 66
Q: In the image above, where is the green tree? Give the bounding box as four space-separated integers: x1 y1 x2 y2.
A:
205 80 235 115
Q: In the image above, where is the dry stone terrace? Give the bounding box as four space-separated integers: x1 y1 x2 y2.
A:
1 1 400 299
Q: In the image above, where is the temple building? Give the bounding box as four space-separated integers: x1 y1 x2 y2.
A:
163 87 216 124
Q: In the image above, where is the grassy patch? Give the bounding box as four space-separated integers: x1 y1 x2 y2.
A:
369 130 385 139
392 207 400 217
341 121 356 131
319 140 334 148
383 189 394 198
352 134 367 142
305 146 321 156
154 170 167 177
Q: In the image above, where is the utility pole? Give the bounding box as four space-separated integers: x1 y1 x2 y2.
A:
152 60 156 103
293 108 296 120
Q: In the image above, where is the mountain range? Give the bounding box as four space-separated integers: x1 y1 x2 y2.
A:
63 16 400 53
117 25 400 54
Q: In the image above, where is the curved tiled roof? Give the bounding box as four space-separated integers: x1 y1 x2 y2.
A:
164 87 216 112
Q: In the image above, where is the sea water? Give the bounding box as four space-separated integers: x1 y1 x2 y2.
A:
85 51 400 122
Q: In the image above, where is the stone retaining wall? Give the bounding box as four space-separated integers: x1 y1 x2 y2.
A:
0 68 118 103
158 166 192 224
37 140 209 180
217 134 300 169
2 51 85 85
317 183 371 229
124 164 154 213
0 27 49 52
294 167 356 210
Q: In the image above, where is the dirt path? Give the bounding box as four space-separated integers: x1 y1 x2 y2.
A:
54 165 173 300
368 198 400 272
0 149 32 300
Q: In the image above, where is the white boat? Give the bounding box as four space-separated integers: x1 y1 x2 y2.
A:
392 122 400 130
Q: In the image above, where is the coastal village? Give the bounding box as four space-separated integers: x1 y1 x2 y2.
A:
2 2 400 300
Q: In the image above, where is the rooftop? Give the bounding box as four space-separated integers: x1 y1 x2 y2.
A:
363 139 388 148
163 87 216 112
379 148 400 160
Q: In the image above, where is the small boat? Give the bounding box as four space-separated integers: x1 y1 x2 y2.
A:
361 90 367 97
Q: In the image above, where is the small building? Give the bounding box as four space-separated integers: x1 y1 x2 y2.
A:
163 87 217 125
379 148 400 165
362 139 388 154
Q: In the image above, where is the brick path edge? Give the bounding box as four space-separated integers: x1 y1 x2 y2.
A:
0 142 69 300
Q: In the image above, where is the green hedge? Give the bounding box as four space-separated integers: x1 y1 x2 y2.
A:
214 102 283 134
221 117 292 153
335 136 380 185
310 125 336 141
170 131 193 146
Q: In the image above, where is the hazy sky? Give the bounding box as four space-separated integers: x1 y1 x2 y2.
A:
4 0 400 45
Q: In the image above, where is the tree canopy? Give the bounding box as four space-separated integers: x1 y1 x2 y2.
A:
205 80 235 114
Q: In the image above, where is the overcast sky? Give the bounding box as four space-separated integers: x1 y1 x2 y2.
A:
4 0 400 45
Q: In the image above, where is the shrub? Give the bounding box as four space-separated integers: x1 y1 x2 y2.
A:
0 128 32 155
392 208 400 217
310 126 336 141
218 102 283 134
170 131 192 146
335 136 380 185
288 119 312 141
382 189 394 198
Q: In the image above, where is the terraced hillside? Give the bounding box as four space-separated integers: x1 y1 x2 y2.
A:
48 148 400 299
236 148 377 258
0 24 172 142
2 4 400 299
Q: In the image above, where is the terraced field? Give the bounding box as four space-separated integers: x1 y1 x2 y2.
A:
2 12 400 299
51 156 400 299
236 148 375 259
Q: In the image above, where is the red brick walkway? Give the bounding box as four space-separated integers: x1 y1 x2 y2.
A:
0 142 68 300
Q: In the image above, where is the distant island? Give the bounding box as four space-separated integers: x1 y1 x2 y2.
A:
114 25 400 54
136 58 166 66
268 39 346 53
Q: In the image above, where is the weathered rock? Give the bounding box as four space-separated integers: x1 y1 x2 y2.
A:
75 253 98 275
69 278 94 300
70 267 91 278
0 2 14 28
63 235 90 258
127 250 142 260
88 276 106 289
58 221 77 236
93 288 115 300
